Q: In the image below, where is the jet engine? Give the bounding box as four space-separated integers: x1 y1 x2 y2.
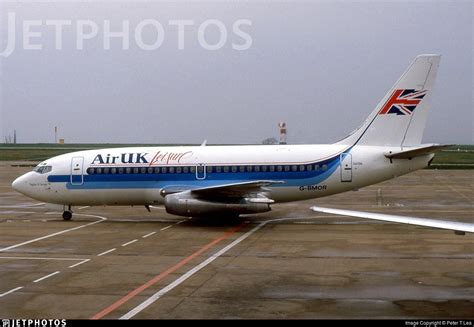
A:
164 191 271 217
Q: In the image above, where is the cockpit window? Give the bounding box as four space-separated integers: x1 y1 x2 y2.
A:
33 165 52 174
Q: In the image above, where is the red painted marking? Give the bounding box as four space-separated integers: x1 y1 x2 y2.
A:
379 89 421 115
91 223 246 320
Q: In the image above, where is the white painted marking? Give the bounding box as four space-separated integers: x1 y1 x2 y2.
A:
0 211 35 214
160 225 172 231
97 248 116 256
0 286 23 297
120 215 332 319
78 206 90 210
175 220 186 225
142 232 156 239
0 256 88 262
120 222 266 319
0 214 107 252
33 271 60 283
122 239 138 247
68 259 90 268
0 202 44 208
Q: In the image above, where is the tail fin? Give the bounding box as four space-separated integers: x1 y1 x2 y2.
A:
338 54 441 147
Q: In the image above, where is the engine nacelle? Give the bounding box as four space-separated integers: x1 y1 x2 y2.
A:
164 191 271 217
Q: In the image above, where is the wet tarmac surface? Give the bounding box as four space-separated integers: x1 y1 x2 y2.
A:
0 163 473 319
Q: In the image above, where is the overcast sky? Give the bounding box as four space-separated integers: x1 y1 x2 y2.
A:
0 0 472 144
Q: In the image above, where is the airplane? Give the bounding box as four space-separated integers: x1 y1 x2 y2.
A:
11 54 473 234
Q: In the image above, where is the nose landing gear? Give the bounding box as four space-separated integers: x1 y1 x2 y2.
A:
62 211 72 220
62 205 73 221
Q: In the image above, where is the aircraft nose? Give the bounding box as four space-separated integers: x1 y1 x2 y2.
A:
12 174 29 195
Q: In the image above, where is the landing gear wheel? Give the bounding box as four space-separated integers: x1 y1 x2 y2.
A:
62 211 72 221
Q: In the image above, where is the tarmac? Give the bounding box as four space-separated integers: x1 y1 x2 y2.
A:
0 162 473 319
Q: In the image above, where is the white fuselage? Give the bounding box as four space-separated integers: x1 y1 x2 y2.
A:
12 144 432 206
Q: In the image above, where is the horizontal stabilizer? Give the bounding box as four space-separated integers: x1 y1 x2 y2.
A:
311 206 474 233
384 144 452 159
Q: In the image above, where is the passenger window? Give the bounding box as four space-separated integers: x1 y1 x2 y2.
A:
299 165 305 172
140 167 147 174
254 166 260 172
314 164 320 171
190 166 196 173
246 166 253 172
277 166 283 172
231 166 237 173
154 167 160 174
183 167 189 173
176 167 182 173
239 166 245 172
97 168 103 174
162 167 168 173
125 167 131 174
261 166 268 172
88 168 95 175
118 168 124 174
322 164 328 171
147 167 154 174
216 166 222 173
223 166 230 173
103 167 110 174
206 166 213 173
169 167 175 173
306 165 313 171
291 165 297 172
133 167 139 174
111 168 117 174
269 166 275 172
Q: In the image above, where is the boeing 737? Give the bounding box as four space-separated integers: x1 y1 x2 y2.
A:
11 55 474 234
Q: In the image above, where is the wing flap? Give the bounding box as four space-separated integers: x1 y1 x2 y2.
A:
384 144 452 159
311 206 473 233
190 180 284 197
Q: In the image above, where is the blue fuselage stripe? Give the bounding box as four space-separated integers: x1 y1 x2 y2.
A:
48 156 342 190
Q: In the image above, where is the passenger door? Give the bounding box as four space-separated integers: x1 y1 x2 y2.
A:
70 157 84 185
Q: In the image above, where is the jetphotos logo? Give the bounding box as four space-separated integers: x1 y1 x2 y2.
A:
0 12 253 58
0 319 66 327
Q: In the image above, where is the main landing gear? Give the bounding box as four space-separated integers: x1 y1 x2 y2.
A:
62 205 73 221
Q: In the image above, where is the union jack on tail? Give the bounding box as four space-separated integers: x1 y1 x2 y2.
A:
378 89 427 115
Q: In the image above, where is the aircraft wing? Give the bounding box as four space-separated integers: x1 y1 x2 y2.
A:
311 206 474 234
160 180 284 201
384 144 452 159
191 180 284 201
